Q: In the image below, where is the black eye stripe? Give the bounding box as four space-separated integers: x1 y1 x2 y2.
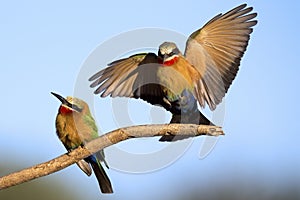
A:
72 104 82 112
173 47 180 55
158 51 163 57
169 52 175 56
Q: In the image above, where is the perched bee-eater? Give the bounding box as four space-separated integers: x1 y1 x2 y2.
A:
89 4 257 141
51 92 113 193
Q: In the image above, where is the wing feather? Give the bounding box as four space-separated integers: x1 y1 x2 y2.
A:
89 53 165 106
185 4 257 110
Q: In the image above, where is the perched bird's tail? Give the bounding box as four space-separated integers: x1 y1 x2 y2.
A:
159 108 213 142
88 152 113 193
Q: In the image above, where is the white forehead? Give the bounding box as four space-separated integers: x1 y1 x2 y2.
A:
66 96 74 104
159 42 177 54
66 96 80 105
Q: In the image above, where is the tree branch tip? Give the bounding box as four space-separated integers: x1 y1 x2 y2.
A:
197 125 225 136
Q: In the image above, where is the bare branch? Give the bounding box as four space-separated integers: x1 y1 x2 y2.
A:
0 124 224 190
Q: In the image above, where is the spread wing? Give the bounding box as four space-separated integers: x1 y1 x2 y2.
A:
185 4 257 110
89 53 166 107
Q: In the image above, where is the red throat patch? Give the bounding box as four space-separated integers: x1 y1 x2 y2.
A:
158 56 179 66
59 105 73 114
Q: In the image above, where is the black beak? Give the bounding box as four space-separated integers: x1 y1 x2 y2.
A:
51 92 82 112
51 92 69 105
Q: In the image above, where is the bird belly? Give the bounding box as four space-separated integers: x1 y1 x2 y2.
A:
157 56 202 113
56 115 84 150
157 67 189 100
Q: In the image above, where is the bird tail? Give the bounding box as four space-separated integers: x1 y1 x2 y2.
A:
77 160 92 176
89 153 113 193
159 109 213 142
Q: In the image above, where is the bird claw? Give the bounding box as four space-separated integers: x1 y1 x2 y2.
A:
163 97 171 107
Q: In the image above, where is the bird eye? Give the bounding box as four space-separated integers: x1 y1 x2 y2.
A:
169 52 175 56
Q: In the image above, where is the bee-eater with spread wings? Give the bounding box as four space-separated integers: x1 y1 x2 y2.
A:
51 92 113 193
89 4 257 141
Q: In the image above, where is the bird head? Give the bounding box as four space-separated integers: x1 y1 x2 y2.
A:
158 42 181 66
51 92 84 114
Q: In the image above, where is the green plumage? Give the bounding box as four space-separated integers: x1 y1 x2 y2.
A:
52 93 113 193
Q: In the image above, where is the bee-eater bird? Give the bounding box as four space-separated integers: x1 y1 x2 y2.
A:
51 92 113 193
89 4 257 141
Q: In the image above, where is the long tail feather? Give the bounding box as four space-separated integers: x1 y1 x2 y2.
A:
89 155 113 193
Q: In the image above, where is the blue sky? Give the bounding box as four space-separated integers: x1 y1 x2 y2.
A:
1 1 300 199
